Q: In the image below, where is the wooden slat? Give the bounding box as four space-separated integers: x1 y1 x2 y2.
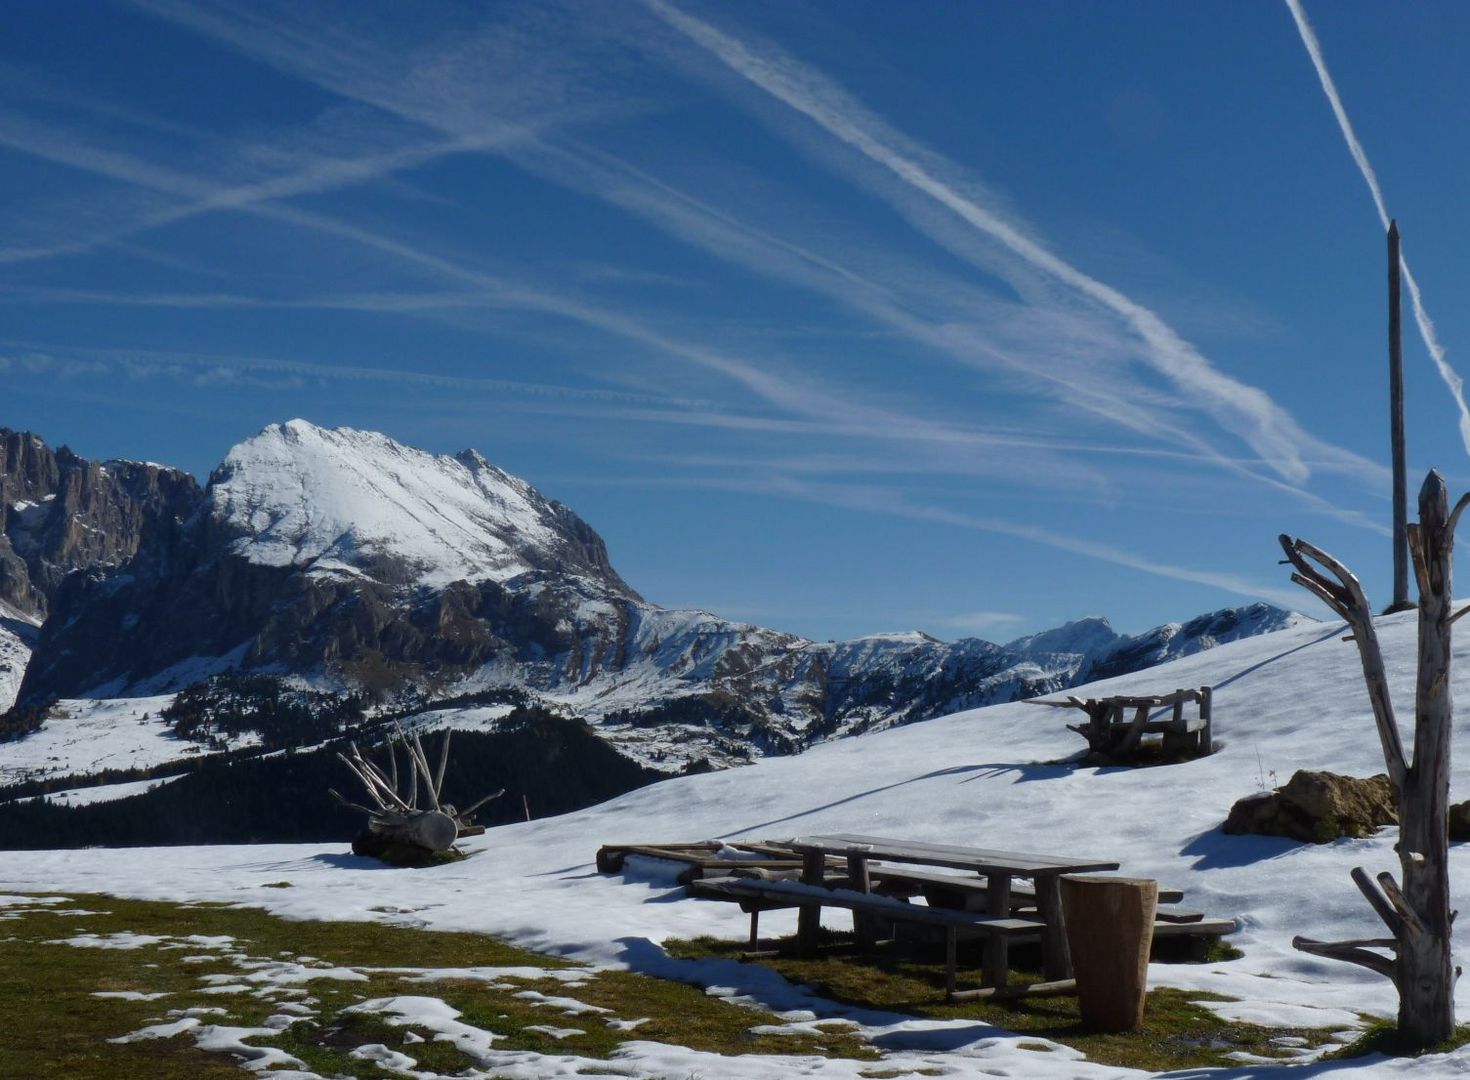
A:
692 877 1044 935
866 866 1185 906
778 833 1118 876
1152 917 1236 938
950 978 1077 1002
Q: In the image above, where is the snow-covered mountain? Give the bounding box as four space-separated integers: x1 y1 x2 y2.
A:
210 420 633 592
13 421 1309 765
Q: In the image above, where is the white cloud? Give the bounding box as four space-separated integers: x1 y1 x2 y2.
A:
937 611 1026 634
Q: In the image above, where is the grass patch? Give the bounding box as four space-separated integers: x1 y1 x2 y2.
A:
1324 1018 1470 1060
0 893 871 1079
667 930 1343 1072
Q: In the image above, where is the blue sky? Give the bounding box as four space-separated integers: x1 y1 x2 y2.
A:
4 0 1470 643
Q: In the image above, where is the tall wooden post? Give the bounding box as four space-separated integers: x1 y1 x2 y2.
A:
1387 220 1413 613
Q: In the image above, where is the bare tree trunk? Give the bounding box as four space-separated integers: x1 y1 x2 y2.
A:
1279 469 1460 1049
1399 472 1455 1044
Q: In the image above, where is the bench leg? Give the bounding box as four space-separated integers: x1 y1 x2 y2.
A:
848 854 876 951
945 927 957 1000
1036 876 1072 980
982 873 1011 988
749 910 760 951
797 849 824 957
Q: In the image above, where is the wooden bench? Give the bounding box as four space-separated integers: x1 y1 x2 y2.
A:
689 876 1049 999
596 841 842 884
692 868 1232 962
866 866 1185 909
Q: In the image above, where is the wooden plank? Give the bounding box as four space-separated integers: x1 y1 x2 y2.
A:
950 978 1077 1002
1152 917 1236 938
870 867 1186 908
780 834 1118 876
693 877 1044 934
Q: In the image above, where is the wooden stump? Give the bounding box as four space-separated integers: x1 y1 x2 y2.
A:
1060 875 1158 1032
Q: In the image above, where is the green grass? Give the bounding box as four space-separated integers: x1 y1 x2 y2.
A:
1324 1018 1470 1060
0 894 873 1079
667 930 1346 1072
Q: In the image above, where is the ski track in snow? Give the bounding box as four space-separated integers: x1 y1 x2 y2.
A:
8 615 1470 1074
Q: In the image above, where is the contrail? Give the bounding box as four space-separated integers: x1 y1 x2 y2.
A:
643 0 1335 487
1285 0 1470 454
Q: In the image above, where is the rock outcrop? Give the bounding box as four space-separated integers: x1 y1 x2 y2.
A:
0 429 200 619
1224 770 1398 842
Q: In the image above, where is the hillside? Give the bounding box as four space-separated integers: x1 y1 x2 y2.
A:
3 610 1469 1076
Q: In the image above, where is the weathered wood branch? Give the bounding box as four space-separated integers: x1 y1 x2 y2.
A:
1351 866 1403 936
1377 871 1425 939
434 730 451 798
338 727 505 855
1293 936 1396 978
1445 490 1470 540
1278 535 1407 789
459 788 506 817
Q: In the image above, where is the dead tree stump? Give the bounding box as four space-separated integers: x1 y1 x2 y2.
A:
1060 875 1158 1032
1279 470 1460 1048
332 726 504 857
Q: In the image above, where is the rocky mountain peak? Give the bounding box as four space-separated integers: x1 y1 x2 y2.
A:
207 420 635 596
1003 616 1118 660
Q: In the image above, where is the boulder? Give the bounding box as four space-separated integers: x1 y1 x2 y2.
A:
1449 800 1470 842
1224 770 1397 843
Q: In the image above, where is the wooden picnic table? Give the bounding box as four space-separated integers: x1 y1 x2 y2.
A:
1031 686 1213 761
775 833 1119 987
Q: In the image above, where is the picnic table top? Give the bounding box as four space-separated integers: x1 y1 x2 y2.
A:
1028 687 1207 711
773 833 1120 877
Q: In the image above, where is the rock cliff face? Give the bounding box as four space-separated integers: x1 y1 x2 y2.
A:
0 429 200 709
15 421 1309 765
0 429 200 620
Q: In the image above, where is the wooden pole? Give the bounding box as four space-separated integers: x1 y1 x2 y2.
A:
1387 220 1413 613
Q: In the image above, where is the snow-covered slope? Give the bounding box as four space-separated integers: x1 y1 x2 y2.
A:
0 694 254 788
4 611 1468 1077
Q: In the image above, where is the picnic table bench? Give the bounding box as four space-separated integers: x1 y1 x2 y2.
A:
689 876 1051 999
1030 686 1214 761
772 833 1119 994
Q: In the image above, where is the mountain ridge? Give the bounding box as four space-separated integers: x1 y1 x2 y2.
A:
10 421 1310 764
